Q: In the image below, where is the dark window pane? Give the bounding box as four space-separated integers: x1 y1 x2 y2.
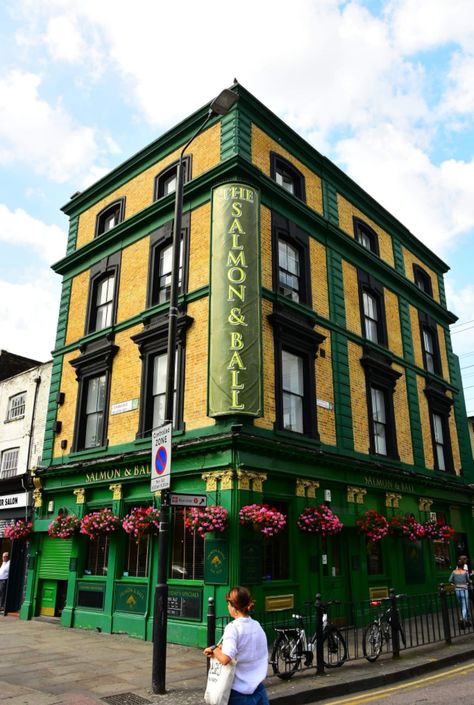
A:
170 507 204 580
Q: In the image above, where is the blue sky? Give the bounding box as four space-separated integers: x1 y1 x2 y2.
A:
1 0 474 412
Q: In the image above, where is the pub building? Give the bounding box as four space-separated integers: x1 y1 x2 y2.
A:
21 84 474 645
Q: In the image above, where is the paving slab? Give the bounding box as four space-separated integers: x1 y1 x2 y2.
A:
2 614 474 705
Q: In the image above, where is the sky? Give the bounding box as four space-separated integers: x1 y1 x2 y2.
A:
1 0 474 412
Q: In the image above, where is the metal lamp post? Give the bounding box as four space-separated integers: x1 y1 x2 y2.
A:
152 87 239 695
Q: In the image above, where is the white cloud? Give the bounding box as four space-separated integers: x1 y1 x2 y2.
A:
0 70 101 182
0 274 60 362
335 124 474 254
0 203 66 264
44 15 86 61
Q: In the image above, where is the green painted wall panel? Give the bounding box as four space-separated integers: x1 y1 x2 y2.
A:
322 179 339 226
405 368 425 468
392 238 405 275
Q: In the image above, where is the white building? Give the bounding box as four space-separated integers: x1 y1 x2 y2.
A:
0 356 52 538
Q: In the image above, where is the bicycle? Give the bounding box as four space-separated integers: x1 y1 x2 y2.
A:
270 602 347 679
362 596 406 662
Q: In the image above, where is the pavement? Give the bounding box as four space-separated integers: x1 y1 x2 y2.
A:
2 614 474 705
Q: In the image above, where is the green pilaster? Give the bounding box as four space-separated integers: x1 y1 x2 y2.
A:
220 108 251 162
392 238 405 275
66 214 79 256
437 273 447 309
444 333 474 478
41 279 72 465
61 536 81 627
405 368 425 468
321 179 339 226
398 297 414 362
327 249 353 451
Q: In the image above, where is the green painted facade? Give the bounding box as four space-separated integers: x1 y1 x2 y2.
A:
21 84 474 646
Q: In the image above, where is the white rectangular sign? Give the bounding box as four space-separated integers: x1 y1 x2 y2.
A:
170 493 207 507
151 423 172 492
0 492 29 510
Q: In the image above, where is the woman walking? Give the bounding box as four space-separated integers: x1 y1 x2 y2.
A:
449 557 472 628
204 586 270 705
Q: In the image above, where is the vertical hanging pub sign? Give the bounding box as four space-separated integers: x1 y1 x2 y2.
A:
208 183 262 417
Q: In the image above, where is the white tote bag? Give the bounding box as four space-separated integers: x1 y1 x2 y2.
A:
204 656 237 705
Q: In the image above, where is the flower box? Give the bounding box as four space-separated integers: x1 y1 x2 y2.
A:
239 504 286 537
4 519 32 541
122 506 160 543
80 508 120 540
356 510 389 542
48 514 81 539
297 505 343 536
185 505 228 538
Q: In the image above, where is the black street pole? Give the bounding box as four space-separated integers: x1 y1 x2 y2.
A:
151 88 238 695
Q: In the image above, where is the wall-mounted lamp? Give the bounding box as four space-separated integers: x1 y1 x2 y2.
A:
324 489 332 503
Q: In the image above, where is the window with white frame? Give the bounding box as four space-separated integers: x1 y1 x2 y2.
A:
7 392 26 420
370 386 388 456
282 350 304 433
1 448 19 478
278 238 300 302
432 412 446 471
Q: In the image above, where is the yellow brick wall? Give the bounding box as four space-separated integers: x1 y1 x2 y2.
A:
402 247 440 303
342 260 362 336
75 124 220 250
392 364 414 465
447 391 461 474
347 341 370 454
183 298 215 431
255 299 275 430
116 238 148 323
409 305 424 369
251 125 323 215
437 325 450 384
310 240 329 318
54 351 80 458
417 374 434 470
107 326 142 446
337 195 395 268
316 329 336 445
188 203 211 292
385 289 403 358
65 271 89 344
260 205 272 290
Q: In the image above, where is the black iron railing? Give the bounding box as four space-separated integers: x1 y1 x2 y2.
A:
207 585 474 679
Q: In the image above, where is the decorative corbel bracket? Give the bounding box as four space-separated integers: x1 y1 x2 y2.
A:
296 479 320 498
347 486 367 504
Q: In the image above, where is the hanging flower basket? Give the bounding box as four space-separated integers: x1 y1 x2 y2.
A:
48 514 81 539
80 508 121 540
388 514 425 542
185 505 229 538
356 510 389 542
422 519 455 543
239 504 286 537
122 506 160 543
4 518 32 541
297 505 343 536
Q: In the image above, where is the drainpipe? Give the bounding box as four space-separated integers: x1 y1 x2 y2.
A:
25 374 42 521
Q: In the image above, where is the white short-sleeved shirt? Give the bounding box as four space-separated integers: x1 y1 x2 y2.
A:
221 617 268 695
0 560 9 580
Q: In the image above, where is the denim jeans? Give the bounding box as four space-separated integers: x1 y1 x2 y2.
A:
456 588 469 621
228 682 269 705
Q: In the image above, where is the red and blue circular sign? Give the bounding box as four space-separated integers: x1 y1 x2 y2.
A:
154 445 168 475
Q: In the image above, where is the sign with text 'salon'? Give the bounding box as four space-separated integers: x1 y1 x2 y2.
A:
208 183 262 417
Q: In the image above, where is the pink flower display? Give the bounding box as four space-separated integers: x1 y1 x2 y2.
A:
4 519 32 541
48 514 81 539
239 504 286 538
422 519 455 543
185 505 228 538
80 508 120 540
356 510 389 542
388 514 426 542
297 505 343 536
122 506 160 543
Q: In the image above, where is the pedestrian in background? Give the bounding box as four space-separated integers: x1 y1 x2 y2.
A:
449 557 471 628
0 552 10 610
204 586 270 705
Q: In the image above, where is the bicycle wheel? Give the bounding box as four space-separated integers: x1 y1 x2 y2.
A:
271 633 302 680
322 627 347 668
362 622 383 662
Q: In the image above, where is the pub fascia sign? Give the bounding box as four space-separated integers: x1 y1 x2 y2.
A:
208 183 262 417
84 465 150 484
